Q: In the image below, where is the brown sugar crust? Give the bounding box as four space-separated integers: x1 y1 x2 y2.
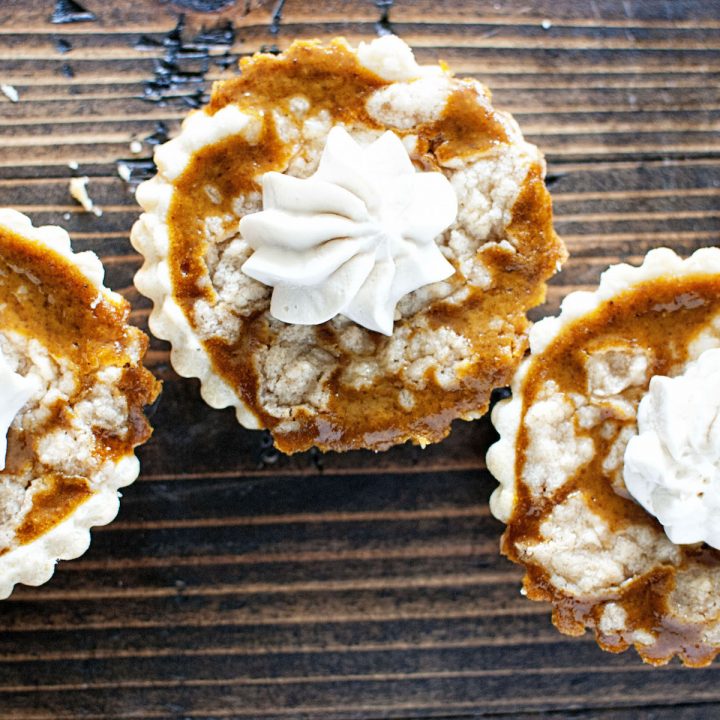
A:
507 274 720 666
0 225 159 547
167 39 565 453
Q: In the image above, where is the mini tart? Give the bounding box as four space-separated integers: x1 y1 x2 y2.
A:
488 247 720 666
0 210 159 598
132 36 565 453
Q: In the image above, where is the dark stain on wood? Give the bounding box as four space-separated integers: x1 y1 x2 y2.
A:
50 0 96 24
171 0 238 12
136 14 237 109
53 37 73 53
375 0 394 36
270 0 286 35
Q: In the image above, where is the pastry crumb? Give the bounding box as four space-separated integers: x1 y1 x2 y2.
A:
1 84 19 103
117 162 132 182
69 177 102 217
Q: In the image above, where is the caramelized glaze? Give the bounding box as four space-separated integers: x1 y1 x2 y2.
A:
0 226 160 548
167 40 565 452
507 274 720 665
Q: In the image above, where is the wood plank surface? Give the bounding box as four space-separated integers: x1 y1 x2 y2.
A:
1 0 719 717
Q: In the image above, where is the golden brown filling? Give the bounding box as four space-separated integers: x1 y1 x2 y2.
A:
0 226 159 546
168 40 564 452
15 475 93 545
508 274 720 666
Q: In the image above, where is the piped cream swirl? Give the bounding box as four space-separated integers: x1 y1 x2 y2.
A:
624 347 720 548
239 126 458 335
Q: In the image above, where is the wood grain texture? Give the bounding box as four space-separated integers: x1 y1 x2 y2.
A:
1 0 719 717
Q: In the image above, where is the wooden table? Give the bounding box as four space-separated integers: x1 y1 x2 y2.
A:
1 0 719 717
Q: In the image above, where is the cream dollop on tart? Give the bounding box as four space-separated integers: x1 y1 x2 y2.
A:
132 35 565 453
488 246 720 666
624 347 720 549
239 126 458 336
0 209 159 598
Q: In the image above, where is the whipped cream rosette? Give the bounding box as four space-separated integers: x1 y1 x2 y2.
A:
0 209 159 598
488 246 720 666
240 126 457 336
624 348 720 549
132 35 565 453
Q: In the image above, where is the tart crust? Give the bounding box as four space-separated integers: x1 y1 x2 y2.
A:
488 247 720 666
0 209 159 598
132 37 566 453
